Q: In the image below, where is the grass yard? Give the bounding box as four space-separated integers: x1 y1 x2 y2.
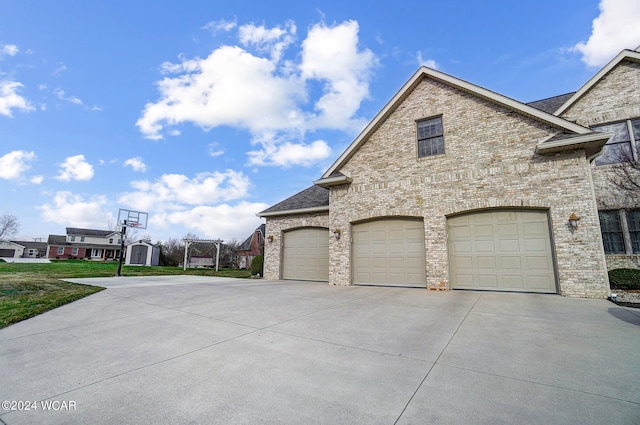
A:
0 260 251 329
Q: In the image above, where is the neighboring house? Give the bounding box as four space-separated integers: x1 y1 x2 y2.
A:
0 240 25 258
126 240 160 266
46 228 122 260
12 240 48 258
237 224 265 269
259 47 640 299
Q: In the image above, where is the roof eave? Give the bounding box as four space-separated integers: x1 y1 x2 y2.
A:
535 132 611 158
313 175 353 188
258 206 329 218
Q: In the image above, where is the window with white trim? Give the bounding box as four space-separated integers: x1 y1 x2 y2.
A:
599 209 640 254
72 247 78 255
417 116 445 157
57 247 64 255
593 118 640 165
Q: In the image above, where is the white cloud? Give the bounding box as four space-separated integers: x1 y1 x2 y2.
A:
152 202 268 241
300 20 376 130
124 157 147 172
238 21 296 61
202 18 237 34
0 150 36 179
30 175 44 184
248 138 331 167
118 170 251 212
56 155 94 181
54 88 82 105
208 143 225 157
0 81 34 117
137 19 377 167
39 191 113 228
417 51 438 69
573 0 640 67
1 44 18 56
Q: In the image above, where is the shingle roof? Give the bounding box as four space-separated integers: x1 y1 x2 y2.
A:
48 235 67 244
11 240 47 250
259 185 329 216
526 92 576 114
66 227 117 237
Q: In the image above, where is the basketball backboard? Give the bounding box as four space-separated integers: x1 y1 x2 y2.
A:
117 209 148 229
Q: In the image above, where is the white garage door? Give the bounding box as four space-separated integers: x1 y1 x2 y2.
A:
448 210 557 293
353 218 426 288
282 228 329 281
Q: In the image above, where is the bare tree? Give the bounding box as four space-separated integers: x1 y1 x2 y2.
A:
221 238 240 268
0 214 19 241
160 237 184 266
606 146 640 200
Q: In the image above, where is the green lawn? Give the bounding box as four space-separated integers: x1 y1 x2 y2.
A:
0 260 251 329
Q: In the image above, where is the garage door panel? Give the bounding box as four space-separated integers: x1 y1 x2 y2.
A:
353 219 426 288
501 275 524 289
475 240 495 252
448 210 556 293
283 228 329 281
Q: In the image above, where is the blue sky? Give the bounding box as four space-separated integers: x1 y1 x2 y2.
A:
1 0 639 244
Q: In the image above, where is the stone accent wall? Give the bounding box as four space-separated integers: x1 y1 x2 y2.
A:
329 77 609 298
263 212 329 280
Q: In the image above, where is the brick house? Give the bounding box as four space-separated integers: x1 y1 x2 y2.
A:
237 224 266 269
259 47 640 298
47 228 122 260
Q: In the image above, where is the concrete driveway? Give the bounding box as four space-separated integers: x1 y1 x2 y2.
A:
1 276 638 424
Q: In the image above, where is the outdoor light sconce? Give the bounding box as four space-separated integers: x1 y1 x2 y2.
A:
267 235 274 244
569 213 581 229
333 229 342 240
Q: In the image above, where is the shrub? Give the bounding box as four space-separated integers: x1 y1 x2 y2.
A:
608 268 640 291
250 255 263 276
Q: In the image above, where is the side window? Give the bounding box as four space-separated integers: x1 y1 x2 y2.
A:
57 247 64 255
417 116 445 158
627 209 640 254
598 211 625 254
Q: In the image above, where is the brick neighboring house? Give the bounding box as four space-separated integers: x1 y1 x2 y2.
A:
47 228 122 260
259 47 640 299
237 224 265 269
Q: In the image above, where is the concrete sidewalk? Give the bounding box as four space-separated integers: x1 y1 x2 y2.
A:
1 276 638 424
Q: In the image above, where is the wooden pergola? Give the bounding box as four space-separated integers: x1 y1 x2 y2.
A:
182 238 223 271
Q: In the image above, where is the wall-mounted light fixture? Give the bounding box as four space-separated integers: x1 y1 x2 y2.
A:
569 213 581 229
267 235 274 244
333 229 341 240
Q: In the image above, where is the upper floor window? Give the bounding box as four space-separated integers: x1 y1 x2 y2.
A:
417 116 445 158
109 238 114 244
70 235 76 241
593 118 640 165
80 236 85 242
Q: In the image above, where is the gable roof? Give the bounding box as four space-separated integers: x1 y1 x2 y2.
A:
554 49 640 116
318 66 596 181
258 185 329 217
11 240 47 250
66 227 118 237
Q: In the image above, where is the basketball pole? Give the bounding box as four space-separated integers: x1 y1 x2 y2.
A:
116 220 127 277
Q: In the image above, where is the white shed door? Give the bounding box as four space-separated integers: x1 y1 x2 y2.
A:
353 219 426 287
448 210 556 293
282 228 329 281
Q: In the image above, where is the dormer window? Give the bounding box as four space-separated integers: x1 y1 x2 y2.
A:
417 116 445 158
